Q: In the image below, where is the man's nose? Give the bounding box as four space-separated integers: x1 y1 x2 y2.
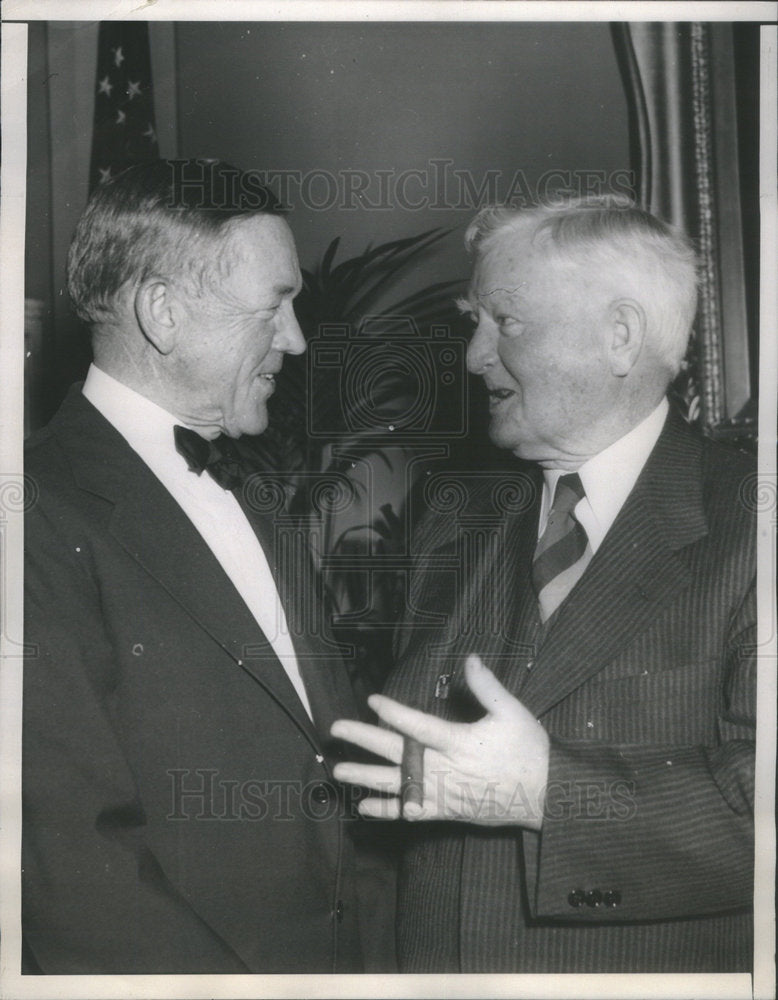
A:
275 305 307 356
466 321 496 375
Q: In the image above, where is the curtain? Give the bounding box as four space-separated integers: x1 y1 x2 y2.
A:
611 22 756 442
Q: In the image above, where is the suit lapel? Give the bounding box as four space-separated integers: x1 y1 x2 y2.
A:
520 495 694 717
109 487 320 740
53 389 321 744
237 492 359 737
406 471 543 715
519 411 708 717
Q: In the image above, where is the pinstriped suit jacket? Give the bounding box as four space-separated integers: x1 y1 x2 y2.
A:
386 409 755 973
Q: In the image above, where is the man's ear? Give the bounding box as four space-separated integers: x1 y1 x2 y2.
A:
608 298 646 377
134 278 178 355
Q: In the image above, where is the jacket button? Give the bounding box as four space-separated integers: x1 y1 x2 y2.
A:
335 900 344 922
603 890 621 908
585 889 603 908
312 784 330 804
567 889 586 908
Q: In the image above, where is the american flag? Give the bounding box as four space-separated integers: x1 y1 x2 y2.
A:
89 22 159 191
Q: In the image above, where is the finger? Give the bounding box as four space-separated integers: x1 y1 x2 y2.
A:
464 653 521 719
332 762 400 795
367 694 454 753
357 796 402 820
356 796 427 822
330 719 403 764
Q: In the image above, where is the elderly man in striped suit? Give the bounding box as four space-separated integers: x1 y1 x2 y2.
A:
332 197 755 973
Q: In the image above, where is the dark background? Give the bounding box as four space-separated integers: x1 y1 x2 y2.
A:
24 20 631 424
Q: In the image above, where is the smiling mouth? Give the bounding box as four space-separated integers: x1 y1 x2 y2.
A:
488 388 514 402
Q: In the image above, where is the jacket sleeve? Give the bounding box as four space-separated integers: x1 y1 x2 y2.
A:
522 580 755 922
23 500 248 973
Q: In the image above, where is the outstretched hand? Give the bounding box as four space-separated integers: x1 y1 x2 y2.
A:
331 654 550 828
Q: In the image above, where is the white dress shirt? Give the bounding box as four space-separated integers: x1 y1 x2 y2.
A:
538 397 669 554
83 364 313 719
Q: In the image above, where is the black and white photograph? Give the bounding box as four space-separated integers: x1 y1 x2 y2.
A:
0 2 776 997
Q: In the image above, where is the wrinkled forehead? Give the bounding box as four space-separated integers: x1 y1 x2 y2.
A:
221 214 302 294
469 223 601 311
469 228 541 305
225 213 298 265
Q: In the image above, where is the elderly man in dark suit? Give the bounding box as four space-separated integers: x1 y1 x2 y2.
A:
332 197 755 973
23 159 393 974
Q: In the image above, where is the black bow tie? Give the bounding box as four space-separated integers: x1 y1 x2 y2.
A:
174 425 250 491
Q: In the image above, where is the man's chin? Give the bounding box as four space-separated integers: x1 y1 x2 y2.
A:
227 413 268 439
236 424 268 440
488 419 523 455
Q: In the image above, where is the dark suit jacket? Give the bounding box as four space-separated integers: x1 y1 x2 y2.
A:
22 388 395 974
385 410 755 973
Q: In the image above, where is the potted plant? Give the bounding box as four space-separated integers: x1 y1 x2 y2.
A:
237 228 467 691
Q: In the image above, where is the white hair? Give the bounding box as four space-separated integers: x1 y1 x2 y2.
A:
464 196 699 379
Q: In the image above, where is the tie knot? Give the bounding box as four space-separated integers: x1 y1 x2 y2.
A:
551 473 584 515
174 425 247 491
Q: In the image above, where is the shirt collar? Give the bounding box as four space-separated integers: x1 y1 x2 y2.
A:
578 397 668 535
82 364 184 451
81 363 211 490
540 398 668 547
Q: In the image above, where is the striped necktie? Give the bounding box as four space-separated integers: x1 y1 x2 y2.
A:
532 473 592 623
